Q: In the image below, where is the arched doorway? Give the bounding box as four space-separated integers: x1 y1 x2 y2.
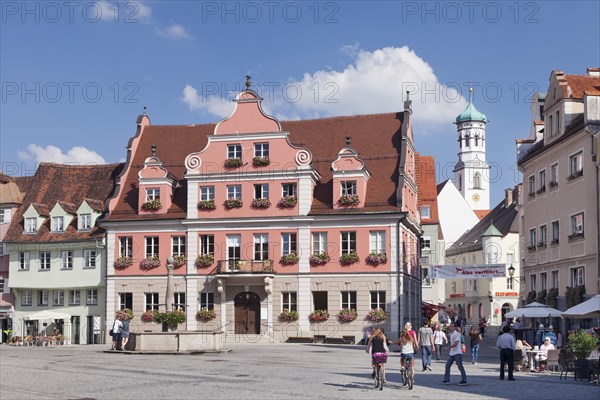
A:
501 303 512 321
234 292 261 334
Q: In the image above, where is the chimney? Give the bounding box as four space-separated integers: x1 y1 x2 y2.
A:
505 188 513 207
587 67 600 77
404 91 412 114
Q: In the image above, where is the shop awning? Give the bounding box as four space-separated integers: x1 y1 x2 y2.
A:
422 302 445 312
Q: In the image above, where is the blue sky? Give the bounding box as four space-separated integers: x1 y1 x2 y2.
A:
1 1 599 206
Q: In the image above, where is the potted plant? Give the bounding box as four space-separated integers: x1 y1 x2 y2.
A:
141 310 157 322
337 308 358 323
339 251 360 265
566 285 586 307
549 180 558 188
140 256 161 270
195 254 214 268
251 198 271 209
308 309 330 323
116 308 134 320
365 308 389 323
366 252 387 265
197 200 216 210
567 329 597 360
546 288 559 308
252 156 270 167
280 253 299 265
141 199 162 211
279 310 299 322
309 252 330 265
338 194 360 206
172 255 186 268
196 307 217 322
536 289 547 304
155 310 187 330
224 198 243 209
114 256 133 270
224 158 243 168
525 290 537 304
277 196 297 208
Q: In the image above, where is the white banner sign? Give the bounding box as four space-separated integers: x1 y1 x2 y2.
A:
432 264 506 279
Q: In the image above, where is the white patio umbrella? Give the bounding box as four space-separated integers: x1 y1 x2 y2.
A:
22 310 71 320
505 301 563 319
561 294 600 318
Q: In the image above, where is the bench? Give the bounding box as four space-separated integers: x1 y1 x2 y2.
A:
286 337 314 343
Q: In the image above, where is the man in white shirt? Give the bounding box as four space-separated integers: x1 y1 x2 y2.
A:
441 323 467 385
496 325 516 380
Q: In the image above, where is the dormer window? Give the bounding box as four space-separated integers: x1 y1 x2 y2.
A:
79 213 92 230
421 206 431 219
25 217 37 233
282 183 297 197
341 181 357 196
146 188 160 201
51 216 64 232
227 144 242 159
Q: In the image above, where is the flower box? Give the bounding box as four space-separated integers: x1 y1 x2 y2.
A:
224 198 243 209
536 186 546 194
197 200 216 210
114 256 133 270
140 256 161 270
196 307 217 322
308 309 330 323
279 310 299 322
141 310 157 322
366 252 387 265
339 251 360 265
141 199 162 211
537 242 547 248
172 255 186 269
568 232 584 240
309 252 330 265
277 196 297 208
338 194 360 206
365 308 389 323
195 254 214 268
549 180 558 188
251 198 271 209
567 170 583 180
280 253 299 265
337 308 358 323
224 158 243 168
527 245 536 251
551 239 559 245
116 308 134 320
252 156 270 167
528 192 536 198
155 310 186 326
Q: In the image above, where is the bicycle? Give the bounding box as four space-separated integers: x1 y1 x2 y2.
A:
372 352 388 391
401 355 414 390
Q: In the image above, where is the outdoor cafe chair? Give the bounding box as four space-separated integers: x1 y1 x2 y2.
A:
546 349 560 373
559 351 577 381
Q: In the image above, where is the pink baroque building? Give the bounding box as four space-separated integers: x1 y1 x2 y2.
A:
103 81 421 342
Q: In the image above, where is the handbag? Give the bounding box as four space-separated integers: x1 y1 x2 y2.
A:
109 330 113 337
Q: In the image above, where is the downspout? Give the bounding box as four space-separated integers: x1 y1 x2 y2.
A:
397 220 402 337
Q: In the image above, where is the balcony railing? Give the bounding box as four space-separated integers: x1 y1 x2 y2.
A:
217 259 275 274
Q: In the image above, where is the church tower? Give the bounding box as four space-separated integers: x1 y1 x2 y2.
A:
453 87 490 211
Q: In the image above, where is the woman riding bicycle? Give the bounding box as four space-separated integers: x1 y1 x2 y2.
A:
398 328 419 386
366 328 389 380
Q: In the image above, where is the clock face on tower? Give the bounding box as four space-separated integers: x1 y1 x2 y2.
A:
472 193 480 202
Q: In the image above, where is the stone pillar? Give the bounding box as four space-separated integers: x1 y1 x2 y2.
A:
165 257 174 312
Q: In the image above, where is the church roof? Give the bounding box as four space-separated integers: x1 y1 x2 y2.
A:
482 223 502 237
456 101 487 123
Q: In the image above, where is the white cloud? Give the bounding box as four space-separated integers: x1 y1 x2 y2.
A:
18 144 106 165
95 1 152 22
182 84 233 118
182 46 468 134
157 23 193 39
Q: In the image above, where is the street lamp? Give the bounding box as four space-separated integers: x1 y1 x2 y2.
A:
507 264 526 283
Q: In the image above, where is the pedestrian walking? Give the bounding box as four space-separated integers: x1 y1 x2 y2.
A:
441 323 467 385
418 320 435 371
110 315 123 351
496 325 516 381
469 325 483 364
434 323 448 360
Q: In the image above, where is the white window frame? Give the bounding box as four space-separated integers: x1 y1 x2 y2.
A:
174 292 186 311
538 169 546 190
38 289 48 306
540 272 547 291
340 231 356 254
60 250 73 269
569 151 583 175
51 216 64 232
530 274 537 292
145 236 159 258
529 228 537 247
200 186 215 201
69 290 80 305
227 144 242 159
370 291 386 310
53 290 64 306
341 291 357 310
172 236 186 257
79 213 92 230
282 291 297 312
200 234 214 255
145 292 159 311
254 184 269 199
22 290 32 306
84 249 96 269
312 232 327 255
341 181 357 196
119 237 133 258
550 163 558 183
528 175 535 195
281 233 297 256
25 217 37 233
571 267 585 287
146 188 160 201
370 231 386 254
254 233 268 261
570 212 584 236
551 270 559 289
420 236 431 251
254 143 269 157
227 185 242 199
421 205 431 219
39 251 51 270
199 292 214 310
86 289 98 305
226 234 241 261
539 224 547 246
119 292 133 310
551 220 560 243
282 183 297 197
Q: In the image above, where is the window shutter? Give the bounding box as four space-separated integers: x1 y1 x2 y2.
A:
4 209 11 221
25 252 30 268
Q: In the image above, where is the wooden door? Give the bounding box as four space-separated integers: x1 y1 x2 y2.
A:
234 292 261 334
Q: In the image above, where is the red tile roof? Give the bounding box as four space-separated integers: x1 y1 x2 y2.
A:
107 112 407 220
4 163 123 243
563 74 600 99
474 210 491 220
415 153 439 224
